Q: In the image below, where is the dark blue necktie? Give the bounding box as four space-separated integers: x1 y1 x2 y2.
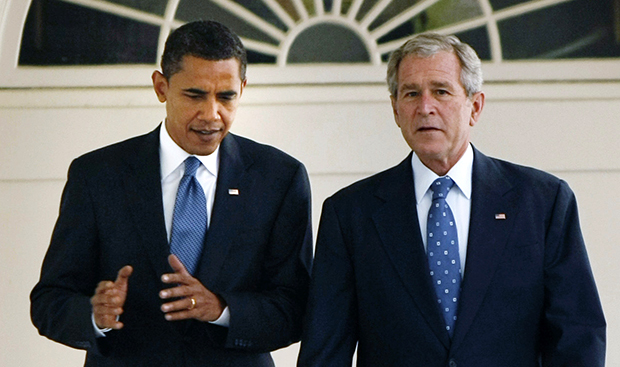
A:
169 156 207 275
427 177 462 337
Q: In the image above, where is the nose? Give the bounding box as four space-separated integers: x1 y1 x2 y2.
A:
199 97 221 121
417 92 435 116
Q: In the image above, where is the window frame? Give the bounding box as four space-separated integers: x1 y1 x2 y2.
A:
2 0 620 88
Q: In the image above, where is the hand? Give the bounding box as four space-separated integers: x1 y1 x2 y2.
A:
90 265 133 330
160 254 226 322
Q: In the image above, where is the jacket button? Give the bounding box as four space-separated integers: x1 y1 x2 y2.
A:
449 359 457 367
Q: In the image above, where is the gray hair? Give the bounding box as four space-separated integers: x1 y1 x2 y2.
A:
386 33 483 98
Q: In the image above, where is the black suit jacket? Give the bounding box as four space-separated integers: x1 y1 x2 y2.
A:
31 126 313 367
298 147 605 367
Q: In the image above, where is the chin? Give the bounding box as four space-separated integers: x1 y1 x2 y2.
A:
193 147 217 156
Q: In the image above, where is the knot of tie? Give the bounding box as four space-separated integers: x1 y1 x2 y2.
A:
431 177 454 201
184 156 201 177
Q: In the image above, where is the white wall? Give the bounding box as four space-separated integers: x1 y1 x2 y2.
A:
1 80 619 366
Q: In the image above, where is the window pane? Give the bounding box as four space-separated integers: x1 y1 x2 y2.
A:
369 0 424 31
489 0 525 11
413 0 482 32
287 23 370 63
105 0 168 16
456 26 491 61
233 0 288 32
175 0 280 46
499 0 620 59
19 0 159 65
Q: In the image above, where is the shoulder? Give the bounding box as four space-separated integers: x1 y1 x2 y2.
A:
230 133 306 172
69 128 158 175
476 150 573 200
486 154 563 185
329 156 411 204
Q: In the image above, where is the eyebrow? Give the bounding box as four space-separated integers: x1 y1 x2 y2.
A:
400 80 454 91
430 81 453 89
182 88 238 97
183 88 207 96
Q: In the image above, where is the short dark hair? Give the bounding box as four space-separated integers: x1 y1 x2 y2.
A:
161 20 247 81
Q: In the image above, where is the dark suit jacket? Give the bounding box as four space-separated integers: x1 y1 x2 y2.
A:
298 147 605 367
31 126 313 367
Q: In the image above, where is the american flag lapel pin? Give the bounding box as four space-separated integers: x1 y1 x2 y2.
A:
495 213 506 220
228 188 240 196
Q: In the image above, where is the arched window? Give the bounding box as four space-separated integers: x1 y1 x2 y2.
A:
2 0 620 87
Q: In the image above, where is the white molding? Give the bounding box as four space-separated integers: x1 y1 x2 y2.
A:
2 81 619 108
2 60 620 88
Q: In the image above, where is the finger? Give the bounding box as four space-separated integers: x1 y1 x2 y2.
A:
93 303 124 317
161 297 195 315
94 281 115 295
159 284 193 300
114 265 133 289
164 309 193 321
160 271 194 285
95 314 124 330
91 292 125 308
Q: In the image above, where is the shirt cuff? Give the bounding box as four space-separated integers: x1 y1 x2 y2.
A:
92 313 113 338
209 306 230 327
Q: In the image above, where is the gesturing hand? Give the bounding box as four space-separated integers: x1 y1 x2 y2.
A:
90 265 133 330
160 254 226 322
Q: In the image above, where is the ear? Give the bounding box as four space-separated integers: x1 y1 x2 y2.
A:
152 71 169 103
469 91 485 127
239 78 248 98
391 95 401 127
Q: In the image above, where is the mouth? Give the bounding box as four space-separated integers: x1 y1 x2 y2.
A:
191 127 222 136
417 126 441 132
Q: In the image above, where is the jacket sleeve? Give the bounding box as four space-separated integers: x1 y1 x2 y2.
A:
540 180 606 366
297 197 358 367
30 159 109 355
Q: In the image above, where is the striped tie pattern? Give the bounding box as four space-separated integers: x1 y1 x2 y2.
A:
169 156 207 275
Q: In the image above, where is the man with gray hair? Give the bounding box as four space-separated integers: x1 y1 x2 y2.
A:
298 33 605 366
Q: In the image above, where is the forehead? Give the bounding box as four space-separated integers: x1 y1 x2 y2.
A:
173 55 242 85
397 51 462 88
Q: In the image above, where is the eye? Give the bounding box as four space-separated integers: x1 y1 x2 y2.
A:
218 93 237 102
405 91 419 98
184 93 204 100
436 89 449 95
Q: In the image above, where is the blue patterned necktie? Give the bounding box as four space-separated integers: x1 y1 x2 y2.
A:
427 176 462 337
169 156 207 275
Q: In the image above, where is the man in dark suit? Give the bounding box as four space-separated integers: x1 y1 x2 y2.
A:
31 21 312 367
298 33 605 367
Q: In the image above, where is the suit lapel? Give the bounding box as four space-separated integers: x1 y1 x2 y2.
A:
196 134 251 288
451 148 519 349
372 155 451 349
122 126 172 278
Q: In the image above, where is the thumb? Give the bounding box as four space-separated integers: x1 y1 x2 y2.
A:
114 265 133 290
168 254 190 275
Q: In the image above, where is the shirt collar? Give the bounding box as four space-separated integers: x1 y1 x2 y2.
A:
411 144 474 204
159 121 220 180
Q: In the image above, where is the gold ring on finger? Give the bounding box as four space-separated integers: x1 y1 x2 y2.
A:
188 297 196 310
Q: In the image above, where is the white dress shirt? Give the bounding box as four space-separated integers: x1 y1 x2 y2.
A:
412 144 473 274
159 124 230 327
160 123 218 240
